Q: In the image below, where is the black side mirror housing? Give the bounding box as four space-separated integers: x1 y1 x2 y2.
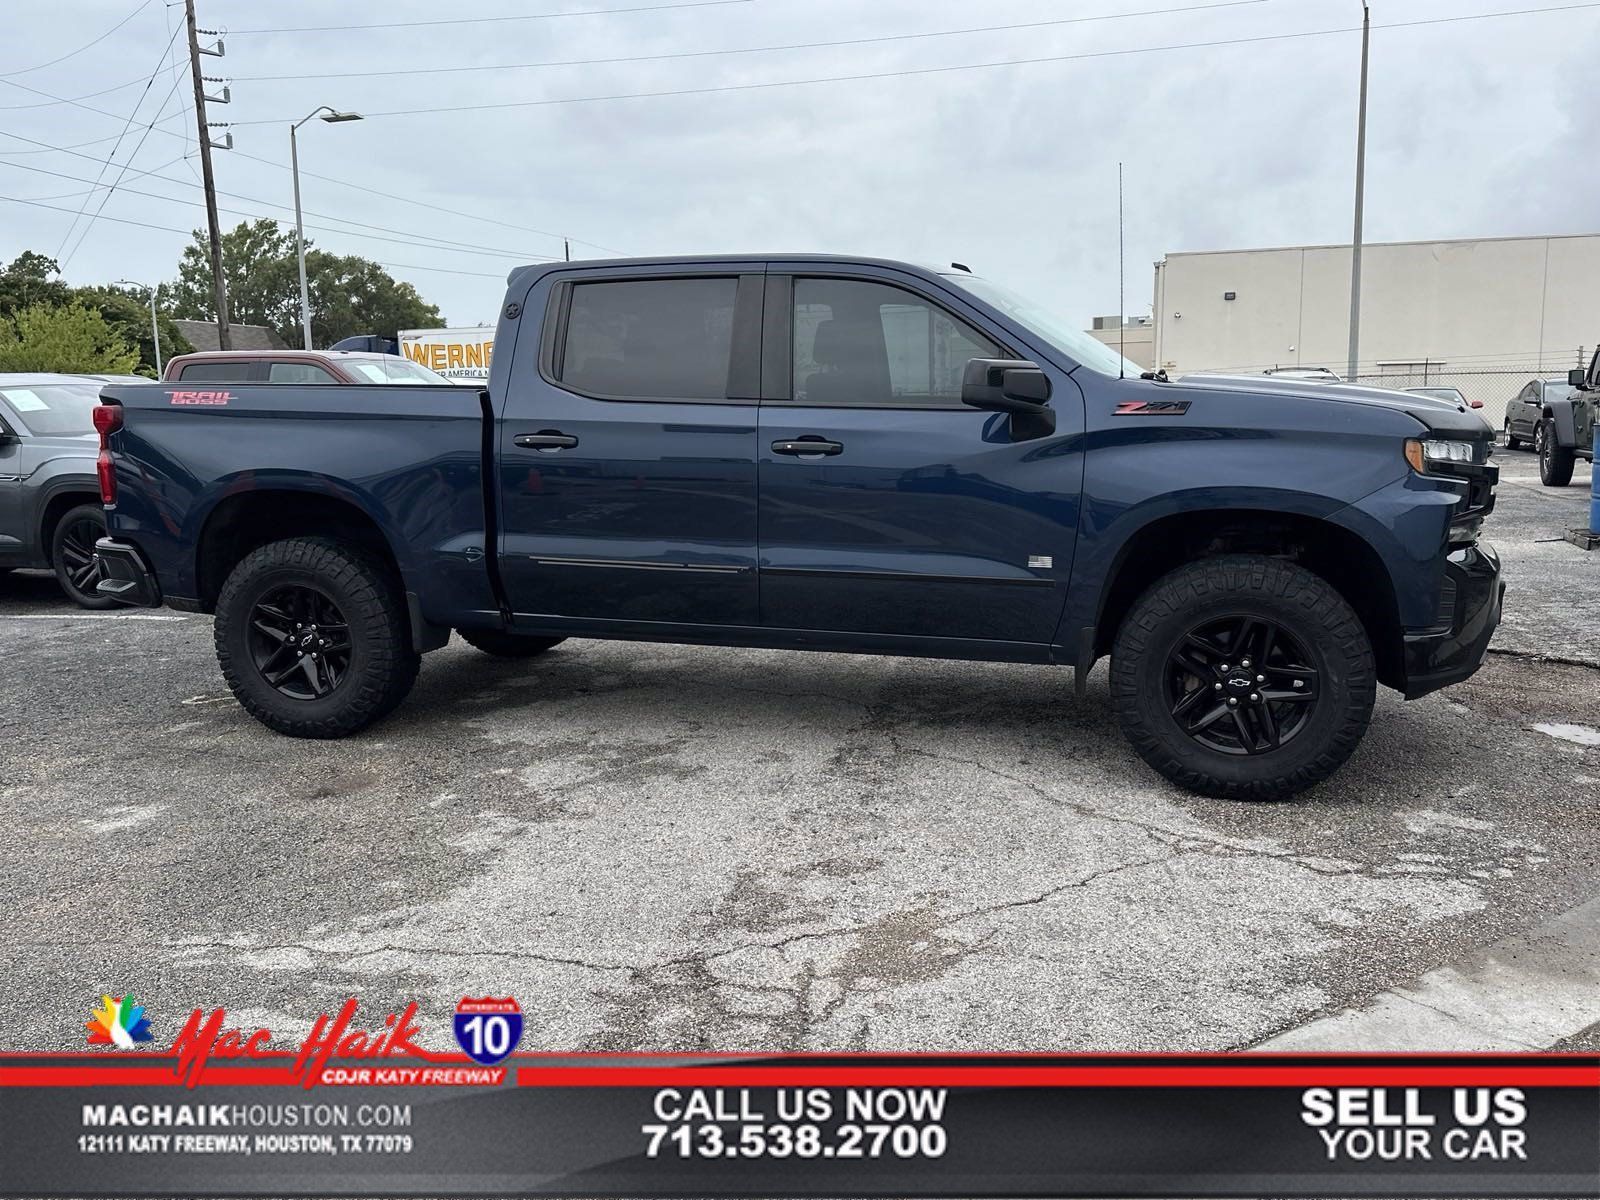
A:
961 359 1054 441
962 358 1052 412
1569 368 1587 389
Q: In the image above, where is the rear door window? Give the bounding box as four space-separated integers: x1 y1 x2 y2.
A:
558 277 737 400
177 361 255 383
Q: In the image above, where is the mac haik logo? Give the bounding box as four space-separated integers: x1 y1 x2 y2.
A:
86 994 154 1048
169 998 425 1088
453 997 522 1066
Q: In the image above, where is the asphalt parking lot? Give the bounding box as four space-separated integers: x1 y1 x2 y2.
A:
2 449 1597 1056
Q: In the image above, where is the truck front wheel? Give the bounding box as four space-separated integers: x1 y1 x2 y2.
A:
1109 555 1376 801
214 537 420 738
1538 419 1575 486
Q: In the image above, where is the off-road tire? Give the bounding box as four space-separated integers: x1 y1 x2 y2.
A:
50 503 117 610
456 628 567 658
215 537 419 737
1538 419 1575 486
1109 554 1376 801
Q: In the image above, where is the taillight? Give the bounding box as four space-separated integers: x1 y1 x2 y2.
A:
94 403 123 506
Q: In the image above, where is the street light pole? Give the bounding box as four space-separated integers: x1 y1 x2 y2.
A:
290 106 362 351
116 279 162 376
1346 1 1370 385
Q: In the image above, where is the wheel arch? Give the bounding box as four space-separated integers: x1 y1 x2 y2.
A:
1543 400 1578 448
36 478 102 565
195 489 402 610
1082 507 1405 691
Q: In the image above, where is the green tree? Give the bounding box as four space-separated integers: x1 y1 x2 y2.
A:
0 301 140 374
71 285 193 377
170 218 444 347
0 251 71 316
305 251 442 349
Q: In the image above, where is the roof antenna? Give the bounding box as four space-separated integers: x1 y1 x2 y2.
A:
1118 161 1126 380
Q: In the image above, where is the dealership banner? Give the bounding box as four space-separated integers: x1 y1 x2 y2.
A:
3 1001 1597 1195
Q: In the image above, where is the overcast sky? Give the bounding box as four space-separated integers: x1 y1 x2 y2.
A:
3 0 1597 330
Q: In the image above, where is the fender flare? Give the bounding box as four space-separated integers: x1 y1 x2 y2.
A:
1543 398 1578 448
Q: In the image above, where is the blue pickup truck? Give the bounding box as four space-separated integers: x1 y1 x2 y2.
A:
92 255 1502 800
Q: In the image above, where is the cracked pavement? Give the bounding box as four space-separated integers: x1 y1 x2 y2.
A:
1 448 1596 1054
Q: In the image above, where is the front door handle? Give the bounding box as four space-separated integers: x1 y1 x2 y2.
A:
772 437 843 458
514 431 579 451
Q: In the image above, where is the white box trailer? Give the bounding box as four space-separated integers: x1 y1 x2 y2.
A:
398 326 495 384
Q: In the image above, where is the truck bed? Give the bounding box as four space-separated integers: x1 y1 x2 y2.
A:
98 381 496 625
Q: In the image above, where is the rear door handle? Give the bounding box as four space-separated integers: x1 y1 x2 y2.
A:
514 431 579 451
772 437 843 458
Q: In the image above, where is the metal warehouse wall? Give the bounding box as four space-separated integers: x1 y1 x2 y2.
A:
1151 234 1599 393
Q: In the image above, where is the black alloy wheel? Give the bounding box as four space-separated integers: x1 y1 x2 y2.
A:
58 517 105 597
1165 613 1320 756
247 584 353 701
50 504 116 609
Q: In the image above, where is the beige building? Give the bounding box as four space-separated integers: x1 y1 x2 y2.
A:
1147 233 1598 402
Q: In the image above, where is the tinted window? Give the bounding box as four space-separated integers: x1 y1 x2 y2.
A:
793 278 999 406
268 362 338 384
560 278 737 400
178 361 254 382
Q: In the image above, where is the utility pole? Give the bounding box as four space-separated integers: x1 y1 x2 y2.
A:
1346 1 1370 385
185 0 231 350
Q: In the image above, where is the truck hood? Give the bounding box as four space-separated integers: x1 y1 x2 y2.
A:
1178 374 1493 440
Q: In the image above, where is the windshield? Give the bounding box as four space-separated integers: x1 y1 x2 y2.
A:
0 381 103 435
345 358 453 385
941 273 1144 378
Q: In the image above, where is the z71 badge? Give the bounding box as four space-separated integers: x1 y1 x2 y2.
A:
1114 399 1191 416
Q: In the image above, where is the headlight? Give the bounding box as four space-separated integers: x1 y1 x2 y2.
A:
1404 438 1478 472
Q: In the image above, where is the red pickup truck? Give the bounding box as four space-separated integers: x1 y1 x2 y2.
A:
162 350 452 387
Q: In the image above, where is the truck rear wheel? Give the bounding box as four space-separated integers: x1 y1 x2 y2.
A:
1538 419 1575 486
214 537 419 738
1109 554 1376 801
455 628 567 657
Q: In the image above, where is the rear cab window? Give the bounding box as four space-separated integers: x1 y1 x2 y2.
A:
177 361 255 383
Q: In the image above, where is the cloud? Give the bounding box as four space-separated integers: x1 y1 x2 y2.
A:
2 0 1597 330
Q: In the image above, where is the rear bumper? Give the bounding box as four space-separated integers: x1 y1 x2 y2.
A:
94 537 162 607
1401 543 1503 700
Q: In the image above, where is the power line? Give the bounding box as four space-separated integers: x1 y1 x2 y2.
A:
0 193 522 281
229 149 629 257
2 146 565 262
223 1 1600 123
229 0 1271 83
0 0 155 78
0 80 625 257
0 75 154 111
230 0 762 35
54 26 183 264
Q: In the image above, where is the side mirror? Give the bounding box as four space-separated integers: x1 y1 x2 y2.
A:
1569 368 1587 388
0 426 17 446
962 358 1052 414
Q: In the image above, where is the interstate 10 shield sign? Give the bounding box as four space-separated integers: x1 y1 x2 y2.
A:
452 997 522 1066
